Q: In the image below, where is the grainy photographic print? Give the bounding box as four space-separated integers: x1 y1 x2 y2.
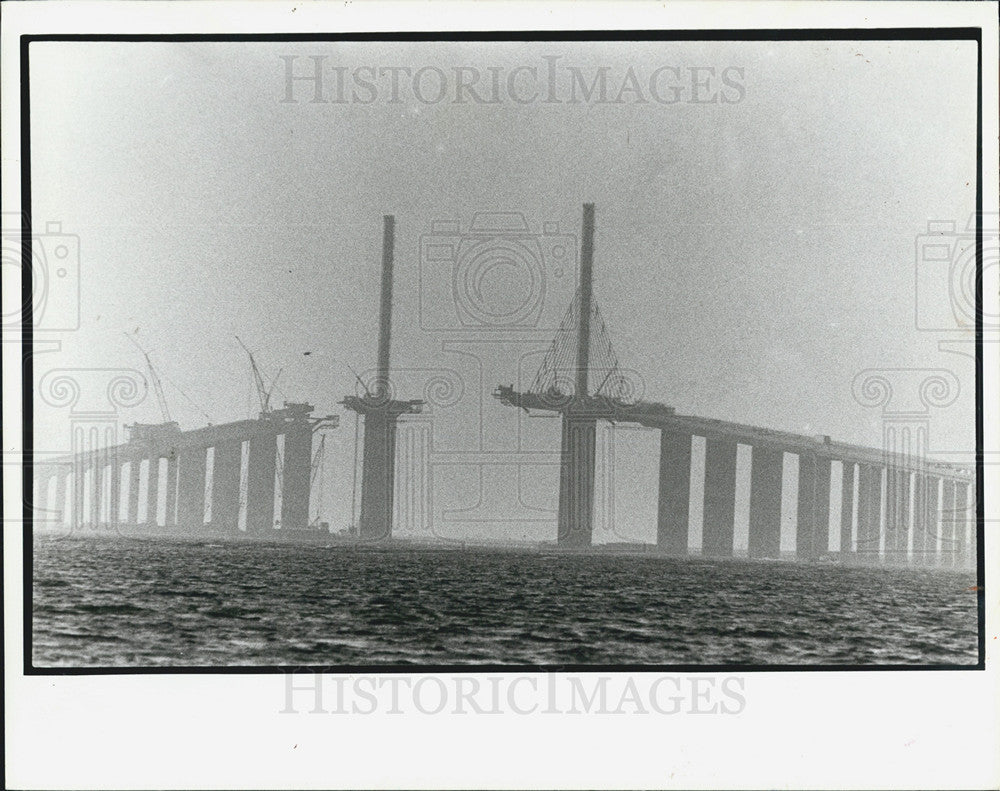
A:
22 34 983 668
3 2 998 790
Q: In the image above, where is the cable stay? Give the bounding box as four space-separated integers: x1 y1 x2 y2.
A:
528 288 633 403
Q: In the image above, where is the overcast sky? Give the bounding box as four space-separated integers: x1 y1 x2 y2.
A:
28 39 978 543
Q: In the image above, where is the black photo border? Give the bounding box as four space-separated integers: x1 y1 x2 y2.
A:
17 27 987 676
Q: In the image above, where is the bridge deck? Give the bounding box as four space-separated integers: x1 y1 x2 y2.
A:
493 386 972 481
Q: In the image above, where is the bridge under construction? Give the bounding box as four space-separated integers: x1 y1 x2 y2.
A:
33 205 976 566
34 403 338 537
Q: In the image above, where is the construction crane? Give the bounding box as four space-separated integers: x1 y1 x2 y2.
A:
236 335 282 416
125 332 171 423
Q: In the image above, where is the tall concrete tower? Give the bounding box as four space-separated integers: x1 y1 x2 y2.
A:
341 216 423 540
556 203 598 547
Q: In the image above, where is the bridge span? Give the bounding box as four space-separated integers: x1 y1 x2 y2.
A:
33 403 338 535
494 204 974 566
31 206 974 567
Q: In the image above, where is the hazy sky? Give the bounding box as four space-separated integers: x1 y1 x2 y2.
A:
28 39 978 542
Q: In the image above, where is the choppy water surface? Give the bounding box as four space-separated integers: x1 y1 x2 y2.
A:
32 536 979 667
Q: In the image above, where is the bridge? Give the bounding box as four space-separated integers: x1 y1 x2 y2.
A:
32 205 975 565
33 403 338 535
341 215 424 541
492 204 975 565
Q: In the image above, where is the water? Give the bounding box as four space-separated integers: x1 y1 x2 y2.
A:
32 536 979 667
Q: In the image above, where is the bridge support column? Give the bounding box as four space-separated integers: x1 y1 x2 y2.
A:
968 484 977 569
917 474 940 565
839 461 855 556
53 470 68 526
109 460 121 527
702 437 737 557
656 430 691 555
749 446 783 559
359 413 398 540
146 456 160 526
126 459 141 525
856 464 882 561
959 483 975 569
164 455 178 526
885 467 911 563
911 473 926 565
211 441 242 533
71 457 87 529
247 433 277 535
557 416 597 547
89 457 102 528
951 481 970 568
282 425 313 531
796 454 831 559
940 479 956 566
177 449 207 530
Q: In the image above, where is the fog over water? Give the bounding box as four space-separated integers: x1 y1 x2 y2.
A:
28 39 978 541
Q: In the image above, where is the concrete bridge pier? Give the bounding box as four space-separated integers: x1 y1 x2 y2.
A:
940 479 956 566
656 429 692 555
358 412 398 541
343 215 423 542
89 456 103 528
53 469 68 526
557 415 597 547
923 474 941 565
145 455 160 526
796 453 831 559
246 432 277 535
212 441 242 532
958 483 975 568
177 449 207 530
164 454 178 526
839 461 856 556
72 461 84 529
950 480 971 568
749 446 783 559
281 425 313 531
885 466 911 562
126 460 141 524
702 438 738 557
109 460 121 526
911 473 926 565
856 463 882 559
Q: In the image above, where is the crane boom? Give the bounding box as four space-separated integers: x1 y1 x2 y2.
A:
236 335 270 414
125 333 171 422
267 368 283 412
